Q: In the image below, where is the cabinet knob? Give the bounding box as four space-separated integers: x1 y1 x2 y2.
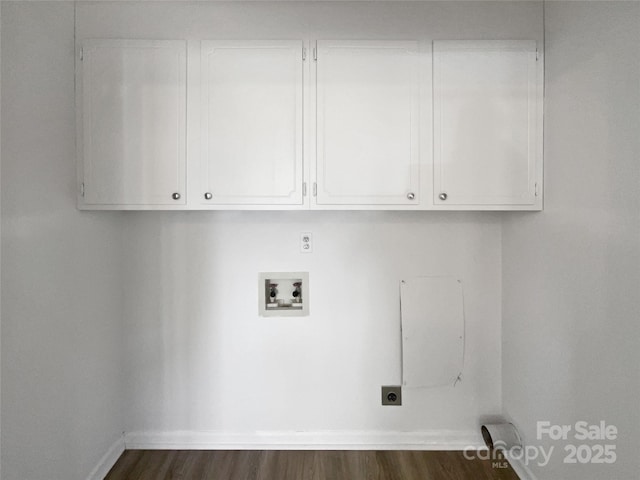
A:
172 192 181 200
407 192 415 200
204 192 213 200
439 193 448 201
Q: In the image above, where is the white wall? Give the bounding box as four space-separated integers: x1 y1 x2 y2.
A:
1 3 125 479
502 2 640 479
122 211 503 443
73 1 542 445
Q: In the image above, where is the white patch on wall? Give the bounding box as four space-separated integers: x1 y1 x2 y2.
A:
400 277 464 388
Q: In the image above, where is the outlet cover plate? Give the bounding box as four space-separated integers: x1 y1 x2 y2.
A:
381 386 402 406
300 232 313 253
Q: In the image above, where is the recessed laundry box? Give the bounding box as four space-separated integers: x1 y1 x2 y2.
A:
258 272 309 317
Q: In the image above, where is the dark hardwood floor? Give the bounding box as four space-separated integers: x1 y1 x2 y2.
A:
105 450 520 480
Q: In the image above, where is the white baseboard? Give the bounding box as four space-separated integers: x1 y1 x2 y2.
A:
86 435 125 480
505 450 538 480
88 430 532 479
124 430 483 451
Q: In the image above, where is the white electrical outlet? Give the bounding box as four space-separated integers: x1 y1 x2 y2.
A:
301 232 313 253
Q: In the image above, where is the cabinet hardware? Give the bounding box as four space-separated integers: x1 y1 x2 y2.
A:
303 182 307 196
313 182 317 196
313 47 317 61
407 192 415 200
80 182 85 197
204 192 213 200
439 192 448 201
172 192 181 200
303 48 307 61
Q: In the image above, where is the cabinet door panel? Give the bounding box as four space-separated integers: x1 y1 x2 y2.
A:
201 41 303 205
433 41 539 206
82 40 186 205
316 41 419 205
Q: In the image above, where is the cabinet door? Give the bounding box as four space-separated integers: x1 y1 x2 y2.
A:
316 41 420 205
81 40 187 206
433 41 540 207
200 41 304 205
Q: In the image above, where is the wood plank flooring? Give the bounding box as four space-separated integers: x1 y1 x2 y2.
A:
105 450 520 480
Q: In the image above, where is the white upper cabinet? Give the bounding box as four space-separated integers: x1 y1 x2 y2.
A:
315 41 420 206
200 41 304 206
76 37 542 211
433 41 542 208
79 40 187 206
